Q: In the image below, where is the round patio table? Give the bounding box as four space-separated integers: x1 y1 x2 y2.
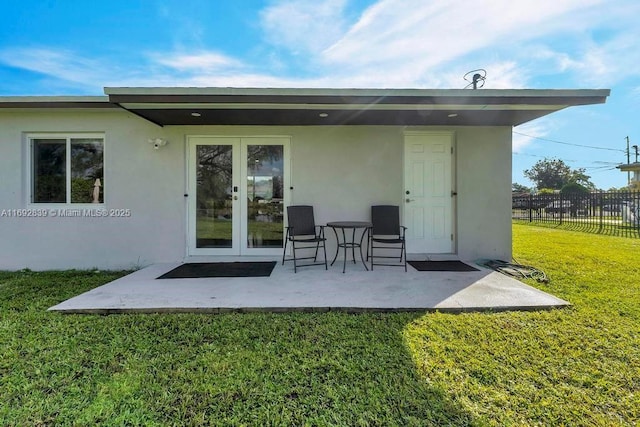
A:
326 221 372 273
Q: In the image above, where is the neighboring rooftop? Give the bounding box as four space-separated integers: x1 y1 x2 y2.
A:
617 162 640 171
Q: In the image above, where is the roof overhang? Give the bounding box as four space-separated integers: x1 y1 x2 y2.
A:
104 87 609 127
0 88 610 127
0 96 115 110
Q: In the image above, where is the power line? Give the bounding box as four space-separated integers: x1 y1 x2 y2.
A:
585 165 619 171
514 153 621 173
513 152 577 162
513 131 626 153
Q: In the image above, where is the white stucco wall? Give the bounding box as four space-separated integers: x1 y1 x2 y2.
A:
455 127 512 262
0 110 186 270
0 110 512 270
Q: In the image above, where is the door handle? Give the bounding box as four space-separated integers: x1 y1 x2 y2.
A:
405 198 415 203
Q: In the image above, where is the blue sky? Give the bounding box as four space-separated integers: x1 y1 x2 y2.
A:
1 0 638 190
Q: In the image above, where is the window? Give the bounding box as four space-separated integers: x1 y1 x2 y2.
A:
30 135 104 204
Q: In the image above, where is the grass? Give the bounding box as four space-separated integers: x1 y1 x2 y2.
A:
1 225 639 425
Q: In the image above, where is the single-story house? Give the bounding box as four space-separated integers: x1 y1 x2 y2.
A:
0 87 609 270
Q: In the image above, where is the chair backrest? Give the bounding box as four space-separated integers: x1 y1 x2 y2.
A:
287 205 317 236
371 205 400 235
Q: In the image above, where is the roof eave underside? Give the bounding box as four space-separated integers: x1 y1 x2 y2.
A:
105 88 609 127
113 107 568 127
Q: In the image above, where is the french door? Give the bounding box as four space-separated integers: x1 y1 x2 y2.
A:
187 136 290 256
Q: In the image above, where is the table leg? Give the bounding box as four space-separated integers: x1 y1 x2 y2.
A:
358 227 369 271
350 227 357 264
341 228 347 273
329 227 340 266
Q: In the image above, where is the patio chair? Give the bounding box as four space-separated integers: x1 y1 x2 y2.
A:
368 205 407 271
282 205 327 273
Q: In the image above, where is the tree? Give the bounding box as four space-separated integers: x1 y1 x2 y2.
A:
523 158 595 190
512 182 531 193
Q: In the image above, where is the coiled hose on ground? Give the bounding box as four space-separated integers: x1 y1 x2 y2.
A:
481 259 549 283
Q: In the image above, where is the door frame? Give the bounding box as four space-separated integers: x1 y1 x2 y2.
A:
402 130 456 254
186 135 291 256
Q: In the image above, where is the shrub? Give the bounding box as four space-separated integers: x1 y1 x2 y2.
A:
560 182 590 194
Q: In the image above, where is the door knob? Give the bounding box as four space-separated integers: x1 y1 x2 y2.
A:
405 198 414 203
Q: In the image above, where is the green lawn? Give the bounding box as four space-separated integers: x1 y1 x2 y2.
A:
1 225 639 425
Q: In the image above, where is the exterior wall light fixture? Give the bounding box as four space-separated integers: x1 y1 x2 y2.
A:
148 138 168 150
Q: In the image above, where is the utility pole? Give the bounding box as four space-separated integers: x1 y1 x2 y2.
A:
626 136 631 186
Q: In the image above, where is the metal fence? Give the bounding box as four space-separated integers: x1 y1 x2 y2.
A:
512 191 640 238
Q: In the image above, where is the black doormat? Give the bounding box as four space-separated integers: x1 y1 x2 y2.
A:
157 261 277 279
408 260 479 272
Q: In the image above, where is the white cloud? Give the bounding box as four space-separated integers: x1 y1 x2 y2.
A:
319 0 605 85
567 34 640 86
151 52 243 72
512 122 550 152
529 29 640 88
0 46 310 91
0 48 121 91
260 0 348 54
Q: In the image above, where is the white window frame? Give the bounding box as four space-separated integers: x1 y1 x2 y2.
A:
27 133 105 206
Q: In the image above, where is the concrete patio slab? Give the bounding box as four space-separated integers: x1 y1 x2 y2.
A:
48 257 569 314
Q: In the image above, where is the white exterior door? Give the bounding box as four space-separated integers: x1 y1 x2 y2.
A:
187 136 290 256
403 131 454 254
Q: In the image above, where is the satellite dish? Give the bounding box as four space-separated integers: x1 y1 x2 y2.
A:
464 69 486 89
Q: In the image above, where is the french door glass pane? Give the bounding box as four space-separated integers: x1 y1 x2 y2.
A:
196 145 233 248
246 145 284 248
